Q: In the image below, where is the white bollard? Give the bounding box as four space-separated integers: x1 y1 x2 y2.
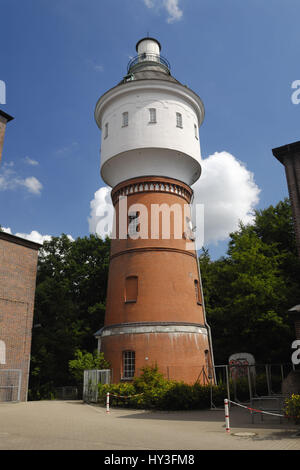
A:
224 398 230 433
106 392 110 413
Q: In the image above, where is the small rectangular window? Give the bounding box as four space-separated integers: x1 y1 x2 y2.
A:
128 211 140 238
104 122 108 139
176 112 183 128
194 124 198 139
122 111 129 127
123 351 135 379
194 280 202 304
149 108 156 123
125 275 138 302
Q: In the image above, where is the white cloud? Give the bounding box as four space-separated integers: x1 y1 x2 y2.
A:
88 152 260 247
192 152 260 245
164 0 183 23
2 227 74 245
143 0 183 23
24 156 39 166
0 163 43 195
55 141 79 157
86 59 104 74
88 187 114 238
23 176 43 195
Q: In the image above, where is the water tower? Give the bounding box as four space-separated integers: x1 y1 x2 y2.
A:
94 38 214 384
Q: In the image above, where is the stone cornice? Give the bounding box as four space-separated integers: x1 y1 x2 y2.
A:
95 321 208 338
111 175 193 205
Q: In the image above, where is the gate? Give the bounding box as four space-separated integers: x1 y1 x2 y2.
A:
83 369 111 403
0 369 22 402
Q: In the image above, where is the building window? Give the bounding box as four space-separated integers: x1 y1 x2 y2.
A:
0 340 5 365
194 280 202 304
194 124 198 139
128 211 140 238
125 275 138 303
122 111 129 127
176 112 183 128
149 108 156 123
123 351 135 379
104 122 109 139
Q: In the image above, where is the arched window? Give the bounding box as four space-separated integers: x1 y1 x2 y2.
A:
104 122 109 139
0 340 6 364
176 112 183 128
122 111 129 127
122 351 135 379
149 108 157 123
194 123 198 139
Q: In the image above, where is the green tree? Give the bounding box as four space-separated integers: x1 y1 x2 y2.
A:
29 234 110 399
200 198 300 364
69 349 110 385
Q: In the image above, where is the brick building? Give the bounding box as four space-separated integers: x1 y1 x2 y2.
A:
272 141 300 257
0 109 14 164
0 229 41 401
272 141 300 353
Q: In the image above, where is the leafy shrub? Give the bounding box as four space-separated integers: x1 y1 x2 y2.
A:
97 365 255 411
98 382 136 408
161 382 201 410
284 394 300 424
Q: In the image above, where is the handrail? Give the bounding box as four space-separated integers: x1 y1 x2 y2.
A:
127 53 170 73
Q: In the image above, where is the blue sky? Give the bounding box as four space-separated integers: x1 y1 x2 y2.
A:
0 0 299 259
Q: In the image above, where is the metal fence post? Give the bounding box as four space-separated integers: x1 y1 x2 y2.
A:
224 398 230 433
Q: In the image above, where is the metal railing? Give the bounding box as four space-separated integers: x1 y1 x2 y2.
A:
127 53 170 73
83 369 111 403
54 386 78 400
0 369 22 402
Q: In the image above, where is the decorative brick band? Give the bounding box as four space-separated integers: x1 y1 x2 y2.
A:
111 176 193 205
110 246 197 260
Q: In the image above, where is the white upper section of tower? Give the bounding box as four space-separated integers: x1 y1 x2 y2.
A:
95 38 205 188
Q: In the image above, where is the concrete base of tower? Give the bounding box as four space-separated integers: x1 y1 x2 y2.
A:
95 323 214 385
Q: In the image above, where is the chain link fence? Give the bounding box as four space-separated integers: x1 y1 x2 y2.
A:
0 369 22 402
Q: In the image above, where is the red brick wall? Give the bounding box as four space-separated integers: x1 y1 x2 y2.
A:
284 155 300 258
0 233 40 401
0 115 7 165
100 176 214 385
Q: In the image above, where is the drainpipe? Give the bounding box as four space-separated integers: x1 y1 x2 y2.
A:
196 253 216 384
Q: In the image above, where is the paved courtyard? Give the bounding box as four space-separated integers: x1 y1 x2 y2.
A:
0 400 299 451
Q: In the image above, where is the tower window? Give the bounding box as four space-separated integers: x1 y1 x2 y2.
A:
149 108 157 123
122 111 129 127
194 280 202 304
194 124 198 139
122 351 135 379
125 275 138 303
176 112 183 128
128 211 140 238
104 122 109 139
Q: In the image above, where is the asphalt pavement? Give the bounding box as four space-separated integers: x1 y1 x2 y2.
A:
0 400 299 451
